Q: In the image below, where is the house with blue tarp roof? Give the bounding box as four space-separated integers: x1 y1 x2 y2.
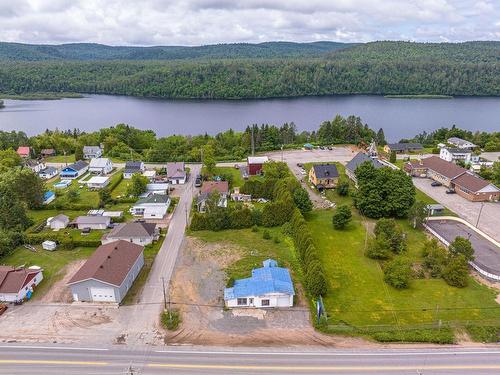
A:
224 259 294 308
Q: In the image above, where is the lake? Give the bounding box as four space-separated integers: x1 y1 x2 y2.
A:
0 94 499 142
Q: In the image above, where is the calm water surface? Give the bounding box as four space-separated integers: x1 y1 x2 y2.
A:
0 95 499 142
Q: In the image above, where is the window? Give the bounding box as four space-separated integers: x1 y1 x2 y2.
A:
237 298 247 306
261 299 270 306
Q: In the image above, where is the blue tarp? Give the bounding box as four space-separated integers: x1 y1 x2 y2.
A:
224 259 294 300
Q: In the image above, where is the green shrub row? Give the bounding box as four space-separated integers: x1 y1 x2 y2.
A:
25 233 101 250
289 208 328 297
108 173 123 192
372 328 455 344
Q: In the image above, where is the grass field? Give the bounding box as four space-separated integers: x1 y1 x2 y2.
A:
1 246 95 300
211 166 245 188
309 208 499 337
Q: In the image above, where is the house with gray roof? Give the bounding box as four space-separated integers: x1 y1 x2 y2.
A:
130 194 171 219
123 161 145 179
384 143 423 154
101 221 158 245
48 214 70 230
83 145 103 159
60 160 89 179
67 240 144 303
447 137 477 150
345 152 384 185
308 164 339 190
166 162 186 184
224 259 294 308
71 216 111 230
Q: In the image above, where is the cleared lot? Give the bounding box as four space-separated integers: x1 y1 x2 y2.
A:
426 219 500 279
413 177 500 242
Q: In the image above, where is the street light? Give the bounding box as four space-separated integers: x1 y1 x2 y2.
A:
475 202 485 228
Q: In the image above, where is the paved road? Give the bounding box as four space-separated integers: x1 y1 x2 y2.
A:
0 345 499 374
413 177 500 242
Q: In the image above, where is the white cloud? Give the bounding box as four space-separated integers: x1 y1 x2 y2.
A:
0 0 498 45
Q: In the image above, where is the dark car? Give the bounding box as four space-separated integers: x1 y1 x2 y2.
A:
445 189 456 194
297 163 303 167
431 181 442 187
195 177 202 187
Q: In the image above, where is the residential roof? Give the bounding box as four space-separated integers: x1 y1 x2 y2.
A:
52 214 69 223
72 216 111 225
166 162 185 178
83 145 102 154
443 147 471 154
224 259 294 300
200 181 229 195
41 148 55 155
0 266 41 294
40 166 57 174
387 143 423 151
124 161 143 173
247 156 269 164
16 146 30 156
26 159 42 167
87 176 109 184
136 194 171 205
65 160 89 171
105 222 156 239
89 158 111 168
452 172 499 193
68 241 144 287
346 152 384 173
447 137 477 148
407 156 466 179
43 191 55 200
312 164 339 179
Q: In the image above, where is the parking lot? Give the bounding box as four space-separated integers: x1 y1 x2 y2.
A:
413 177 500 242
426 219 500 279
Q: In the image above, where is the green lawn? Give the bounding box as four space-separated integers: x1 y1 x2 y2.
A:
212 166 244 188
111 176 131 198
27 209 87 230
1 246 95 300
45 154 76 163
308 209 499 332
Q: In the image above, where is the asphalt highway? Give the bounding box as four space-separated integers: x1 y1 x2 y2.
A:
0 345 499 374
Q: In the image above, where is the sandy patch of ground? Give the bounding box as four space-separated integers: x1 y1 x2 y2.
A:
165 237 370 347
41 260 86 303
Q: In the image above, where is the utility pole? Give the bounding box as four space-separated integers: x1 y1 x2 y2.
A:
475 202 484 228
281 145 284 162
161 276 167 310
251 126 255 156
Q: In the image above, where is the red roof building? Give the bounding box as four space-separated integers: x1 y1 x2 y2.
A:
0 266 43 302
16 146 31 158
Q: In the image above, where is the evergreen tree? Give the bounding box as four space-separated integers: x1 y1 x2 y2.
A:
332 205 352 229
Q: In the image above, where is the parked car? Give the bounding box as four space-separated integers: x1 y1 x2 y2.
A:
297 163 303 167
319 146 325 150
327 146 333 150
0 304 7 316
234 164 240 169
431 181 442 187
445 189 456 194
195 175 202 187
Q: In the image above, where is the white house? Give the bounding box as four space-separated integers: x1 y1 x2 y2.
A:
129 194 171 219
123 161 145 179
60 160 89 179
72 216 111 230
83 145 103 159
224 259 294 308
48 214 70 230
89 158 113 175
26 159 46 174
142 170 156 181
0 266 44 303
86 176 110 189
68 241 144 303
166 162 186 184
39 166 58 180
42 240 57 251
447 137 477 150
439 147 471 164
101 222 158 246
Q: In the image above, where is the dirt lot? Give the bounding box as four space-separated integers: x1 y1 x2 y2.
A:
41 260 86 303
165 237 367 347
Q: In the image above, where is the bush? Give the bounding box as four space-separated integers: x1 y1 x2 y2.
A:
332 205 352 229
449 236 474 261
442 254 469 288
365 236 391 260
421 239 447 277
251 224 259 232
465 325 499 343
262 229 271 240
336 179 350 196
305 261 328 297
160 309 181 331
108 173 124 192
273 236 280 243
383 257 412 289
374 218 406 254
373 328 455 344
293 187 312 213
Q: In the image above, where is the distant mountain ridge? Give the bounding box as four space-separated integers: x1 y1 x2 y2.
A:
0 41 354 61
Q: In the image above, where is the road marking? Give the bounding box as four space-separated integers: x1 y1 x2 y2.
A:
154 349 500 357
0 345 109 351
147 363 500 372
0 360 108 366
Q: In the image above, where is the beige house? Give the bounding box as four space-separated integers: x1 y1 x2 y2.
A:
308 164 339 190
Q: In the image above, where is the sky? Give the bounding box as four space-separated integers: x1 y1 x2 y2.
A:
0 0 499 46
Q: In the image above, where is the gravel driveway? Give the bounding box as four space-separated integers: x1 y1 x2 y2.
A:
413 177 500 242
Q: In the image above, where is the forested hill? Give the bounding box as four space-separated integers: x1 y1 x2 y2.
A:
0 41 498 98
0 41 353 61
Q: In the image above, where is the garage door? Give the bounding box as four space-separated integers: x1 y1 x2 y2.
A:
90 287 116 302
